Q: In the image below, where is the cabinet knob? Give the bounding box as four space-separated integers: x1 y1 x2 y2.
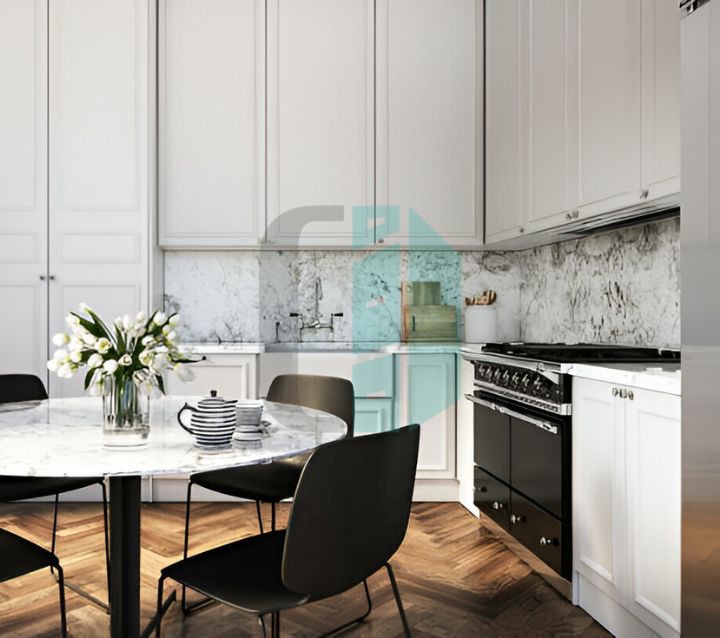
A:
39 275 46 281
619 388 628 399
377 238 385 244
539 536 557 547
519 227 525 234
612 387 619 397
640 188 649 200
510 514 525 524
565 210 580 221
627 390 634 401
492 501 504 510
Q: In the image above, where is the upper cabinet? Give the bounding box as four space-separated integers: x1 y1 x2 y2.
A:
577 0 642 213
159 0 482 249
376 0 483 247
484 0 681 248
641 0 681 201
159 0 265 247
484 0 523 241
266 0 374 247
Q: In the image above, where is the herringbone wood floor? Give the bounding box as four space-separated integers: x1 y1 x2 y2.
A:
0 502 610 637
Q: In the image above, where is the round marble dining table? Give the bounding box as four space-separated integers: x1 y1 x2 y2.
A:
0 396 347 638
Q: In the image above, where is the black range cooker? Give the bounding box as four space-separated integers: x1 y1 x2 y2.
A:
463 342 680 579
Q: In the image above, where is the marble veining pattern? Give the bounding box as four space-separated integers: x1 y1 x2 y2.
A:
0 398 346 477
518 218 680 347
165 218 680 347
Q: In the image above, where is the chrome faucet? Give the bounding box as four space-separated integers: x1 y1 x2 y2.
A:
288 277 343 340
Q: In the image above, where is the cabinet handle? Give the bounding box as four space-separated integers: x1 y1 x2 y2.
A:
473 486 488 493
627 390 634 401
519 227 525 234
492 501 504 510
377 237 385 244
640 188 649 200
619 388 628 399
49 275 55 281
539 536 557 547
39 275 46 281
565 210 580 221
612 387 619 397
510 514 525 524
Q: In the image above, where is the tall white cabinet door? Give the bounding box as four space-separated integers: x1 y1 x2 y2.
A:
485 0 525 241
48 0 151 397
625 389 681 634
641 0 681 202
0 0 48 380
159 0 265 248
266 0 374 247
572 378 626 601
376 0 482 247
395 353 456 479
526 0 578 231
577 0 642 214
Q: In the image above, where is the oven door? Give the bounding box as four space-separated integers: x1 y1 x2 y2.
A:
466 393 567 518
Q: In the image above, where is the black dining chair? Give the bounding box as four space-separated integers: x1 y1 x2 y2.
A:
0 527 68 636
0 374 111 609
157 424 420 638
181 374 355 613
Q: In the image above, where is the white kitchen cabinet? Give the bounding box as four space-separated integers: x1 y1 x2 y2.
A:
355 397 394 436
165 354 258 400
641 0 681 203
0 0 48 381
395 353 456 479
48 0 152 398
625 387 681 633
159 0 265 247
573 377 680 638
266 0 374 247
577 0 642 215
376 0 482 247
484 0 525 242
525 0 579 233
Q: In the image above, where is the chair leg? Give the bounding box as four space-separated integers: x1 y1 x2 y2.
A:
49 493 60 575
101 480 111 608
155 575 166 638
272 611 280 637
56 563 68 638
258 614 268 638
271 502 276 532
256 499 264 534
386 563 411 637
181 481 192 613
319 579 372 637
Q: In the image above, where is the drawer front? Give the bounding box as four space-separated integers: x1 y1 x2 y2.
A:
473 403 510 482
474 467 510 531
509 492 564 576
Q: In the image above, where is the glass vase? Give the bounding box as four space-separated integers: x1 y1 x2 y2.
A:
102 374 150 448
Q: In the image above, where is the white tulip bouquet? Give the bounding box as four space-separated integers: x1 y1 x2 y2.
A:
47 304 196 396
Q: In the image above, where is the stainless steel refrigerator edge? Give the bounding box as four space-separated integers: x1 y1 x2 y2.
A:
681 0 720 633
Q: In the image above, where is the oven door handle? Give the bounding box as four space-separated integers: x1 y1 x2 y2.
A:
464 394 559 435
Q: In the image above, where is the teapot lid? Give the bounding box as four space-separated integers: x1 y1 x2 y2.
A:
196 389 231 409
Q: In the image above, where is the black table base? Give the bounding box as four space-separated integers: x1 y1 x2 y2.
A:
109 476 141 637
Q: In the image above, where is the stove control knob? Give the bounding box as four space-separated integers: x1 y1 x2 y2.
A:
520 373 532 389
493 369 503 383
510 372 521 387
501 370 511 384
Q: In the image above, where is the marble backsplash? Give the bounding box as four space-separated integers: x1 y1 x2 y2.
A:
165 216 680 347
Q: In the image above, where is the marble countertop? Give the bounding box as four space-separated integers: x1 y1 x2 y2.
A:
0 397 346 477
568 363 681 396
182 341 467 354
